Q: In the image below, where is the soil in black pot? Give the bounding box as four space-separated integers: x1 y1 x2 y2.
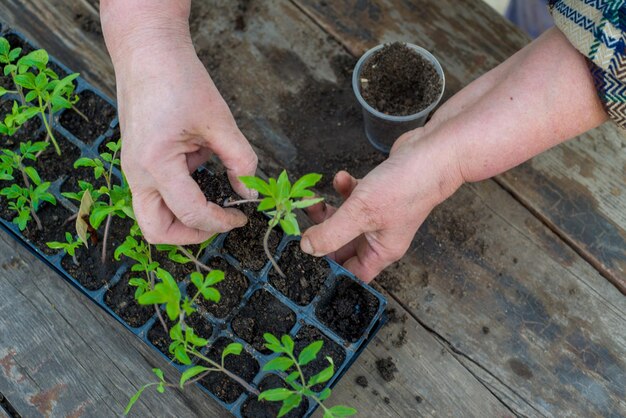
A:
199 337 259 404
294 325 346 391
152 246 198 282
190 257 249 319
32 131 81 182
241 374 308 418
147 311 213 363
360 42 441 116
104 270 153 328
192 169 238 205
0 35 31 89
59 90 116 144
59 165 107 195
316 276 379 343
97 125 121 155
232 290 296 353
269 241 330 306
21 203 73 255
0 100 43 147
60 217 131 290
224 205 282 272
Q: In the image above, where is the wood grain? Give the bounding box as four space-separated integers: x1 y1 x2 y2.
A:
0 0 624 417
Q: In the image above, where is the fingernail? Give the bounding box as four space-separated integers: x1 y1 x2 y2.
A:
300 236 314 255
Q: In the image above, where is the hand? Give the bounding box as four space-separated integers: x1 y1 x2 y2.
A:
300 128 462 282
113 36 258 244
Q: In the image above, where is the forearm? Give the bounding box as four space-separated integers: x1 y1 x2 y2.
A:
100 0 192 66
425 27 607 184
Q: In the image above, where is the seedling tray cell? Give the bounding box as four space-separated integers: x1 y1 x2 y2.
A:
0 28 387 418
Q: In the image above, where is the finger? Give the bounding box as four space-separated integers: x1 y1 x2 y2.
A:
300 197 368 257
305 201 334 224
186 148 213 173
343 240 391 283
333 170 358 200
209 127 258 198
158 170 248 233
133 189 215 244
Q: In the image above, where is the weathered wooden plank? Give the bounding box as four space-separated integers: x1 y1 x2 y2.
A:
291 0 626 293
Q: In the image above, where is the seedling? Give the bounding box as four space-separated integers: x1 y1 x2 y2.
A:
259 333 356 417
0 141 55 230
0 37 81 155
231 171 323 277
46 232 84 265
73 139 131 262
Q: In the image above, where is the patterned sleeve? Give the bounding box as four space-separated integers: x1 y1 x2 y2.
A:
549 0 626 128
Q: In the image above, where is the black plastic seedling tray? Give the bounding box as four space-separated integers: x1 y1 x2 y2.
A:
0 28 387 417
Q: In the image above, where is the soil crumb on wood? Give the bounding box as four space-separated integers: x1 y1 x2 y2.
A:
356 375 368 388
269 241 330 306
316 277 379 343
200 337 259 404
375 357 398 382
360 42 441 116
241 374 307 418
232 290 296 353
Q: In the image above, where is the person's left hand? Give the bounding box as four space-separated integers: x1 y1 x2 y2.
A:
300 127 463 282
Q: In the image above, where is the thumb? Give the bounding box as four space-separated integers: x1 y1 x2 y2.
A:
301 197 366 257
210 128 258 198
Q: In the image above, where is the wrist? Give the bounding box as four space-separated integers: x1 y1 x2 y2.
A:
101 0 192 68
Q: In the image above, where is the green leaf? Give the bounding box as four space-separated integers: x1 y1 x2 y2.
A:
190 271 203 290
257 196 276 211
124 384 149 415
318 388 332 401
23 166 41 185
89 205 116 229
285 371 300 384
14 73 36 89
24 90 37 102
258 388 293 402
0 86 8 96
298 340 323 366
263 333 283 353
292 197 324 209
179 366 209 388
73 157 97 168
221 342 243 362
173 344 192 365
153 368 165 381
46 241 66 250
290 173 322 198
308 362 334 386
281 335 295 355
276 170 291 198
204 270 225 286
239 176 271 196
200 287 220 303
263 356 294 372
324 405 357 417
279 215 300 236
18 49 48 70
0 38 9 55
278 393 302 418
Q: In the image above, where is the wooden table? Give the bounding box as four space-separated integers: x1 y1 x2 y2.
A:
1 1 625 417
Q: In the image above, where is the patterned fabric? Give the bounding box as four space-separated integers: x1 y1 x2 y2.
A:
549 0 626 128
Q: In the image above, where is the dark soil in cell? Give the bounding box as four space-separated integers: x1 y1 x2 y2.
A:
316 276 380 343
295 325 346 391
0 100 42 147
224 205 282 272
60 217 131 291
232 290 296 353
147 311 213 363
59 165 106 195
360 42 442 116
192 169 237 205
190 257 249 319
269 241 330 306
59 90 116 143
241 374 307 418
200 337 259 404
97 125 120 155
104 270 153 328
4 34 34 56
32 131 81 181
21 203 72 255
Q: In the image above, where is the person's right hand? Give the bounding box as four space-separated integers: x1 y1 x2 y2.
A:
106 21 257 245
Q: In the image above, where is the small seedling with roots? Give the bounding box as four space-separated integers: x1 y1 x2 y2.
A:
259 333 356 417
228 171 323 277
